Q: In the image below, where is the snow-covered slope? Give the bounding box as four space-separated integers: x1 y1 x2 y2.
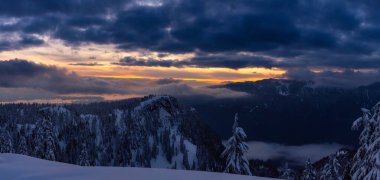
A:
0 154 276 180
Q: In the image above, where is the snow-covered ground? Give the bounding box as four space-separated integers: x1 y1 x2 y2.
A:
0 153 277 180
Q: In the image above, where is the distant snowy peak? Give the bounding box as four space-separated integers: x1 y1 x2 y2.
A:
134 95 171 111
215 78 380 97
133 95 181 117
212 79 316 96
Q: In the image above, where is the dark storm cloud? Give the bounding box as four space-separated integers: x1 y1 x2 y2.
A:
280 52 380 69
0 60 122 94
0 0 128 17
0 34 44 51
357 27 380 42
283 68 380 88
115 53 276 69
155 78 181 85
114 57 179 67
1 0 380 73
188 53 276 69
69 62 103 66
115 50 380 70
0 0 367 51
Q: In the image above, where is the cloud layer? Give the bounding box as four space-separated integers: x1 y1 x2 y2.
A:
0 59 247 102
0 59 122 94
245 141 346 165
283 68 380 88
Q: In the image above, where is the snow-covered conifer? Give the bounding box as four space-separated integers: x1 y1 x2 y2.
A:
280 162 296 180
34 113 56 161
351 103 380 180
320 155 342 180
17 135 28 155
302 158 316 180
183 149 190 170
0 128 13 153
78 143 90 166
221 113 252 175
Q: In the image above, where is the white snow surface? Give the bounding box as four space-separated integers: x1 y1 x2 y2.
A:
0 153 277 180
40 106 70 114
134 95 169 111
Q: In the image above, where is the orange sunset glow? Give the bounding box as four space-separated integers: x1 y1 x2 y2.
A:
0 41 285 85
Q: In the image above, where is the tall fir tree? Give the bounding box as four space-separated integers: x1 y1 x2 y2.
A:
351 103 380 180
320 155 342 180
17 135 28 155
78 143 90 166
302 158 317 180
221 113 252 176
33 118 44 158
183 149 190 170
34 112 56 161
0 128 13 153
280 162 296 180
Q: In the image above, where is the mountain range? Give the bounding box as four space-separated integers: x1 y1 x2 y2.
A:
190 79 380 145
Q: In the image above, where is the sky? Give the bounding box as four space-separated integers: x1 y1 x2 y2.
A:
1 0 380 102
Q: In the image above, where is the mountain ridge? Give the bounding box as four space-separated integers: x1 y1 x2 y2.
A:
0 95 224 171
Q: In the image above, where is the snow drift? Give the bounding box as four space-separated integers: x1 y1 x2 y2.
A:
0 153 276 180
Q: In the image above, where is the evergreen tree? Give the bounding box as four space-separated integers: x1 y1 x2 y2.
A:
221 113 252 176
142 143 152 167
115 134 129 166
17 135 28 155
351 104 380 180
302 158 317 180
280 162 296 180
162 129 172 162
180 136 186 153
78 143 90 166
0 128 13 153
183 149 190 170
196 145 207 170
33 118 44 158
192 160 196 170
151 139 158 159
34 113 56 161
320 155 342 180
342 163 352 180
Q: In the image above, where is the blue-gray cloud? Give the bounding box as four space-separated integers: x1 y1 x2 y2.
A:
155 78 181 85
1 0 380 72
283 68 380 88
114 53 275 69
0 59 122 94
69 62 103 66
0 60 246 102
0 34 44 51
